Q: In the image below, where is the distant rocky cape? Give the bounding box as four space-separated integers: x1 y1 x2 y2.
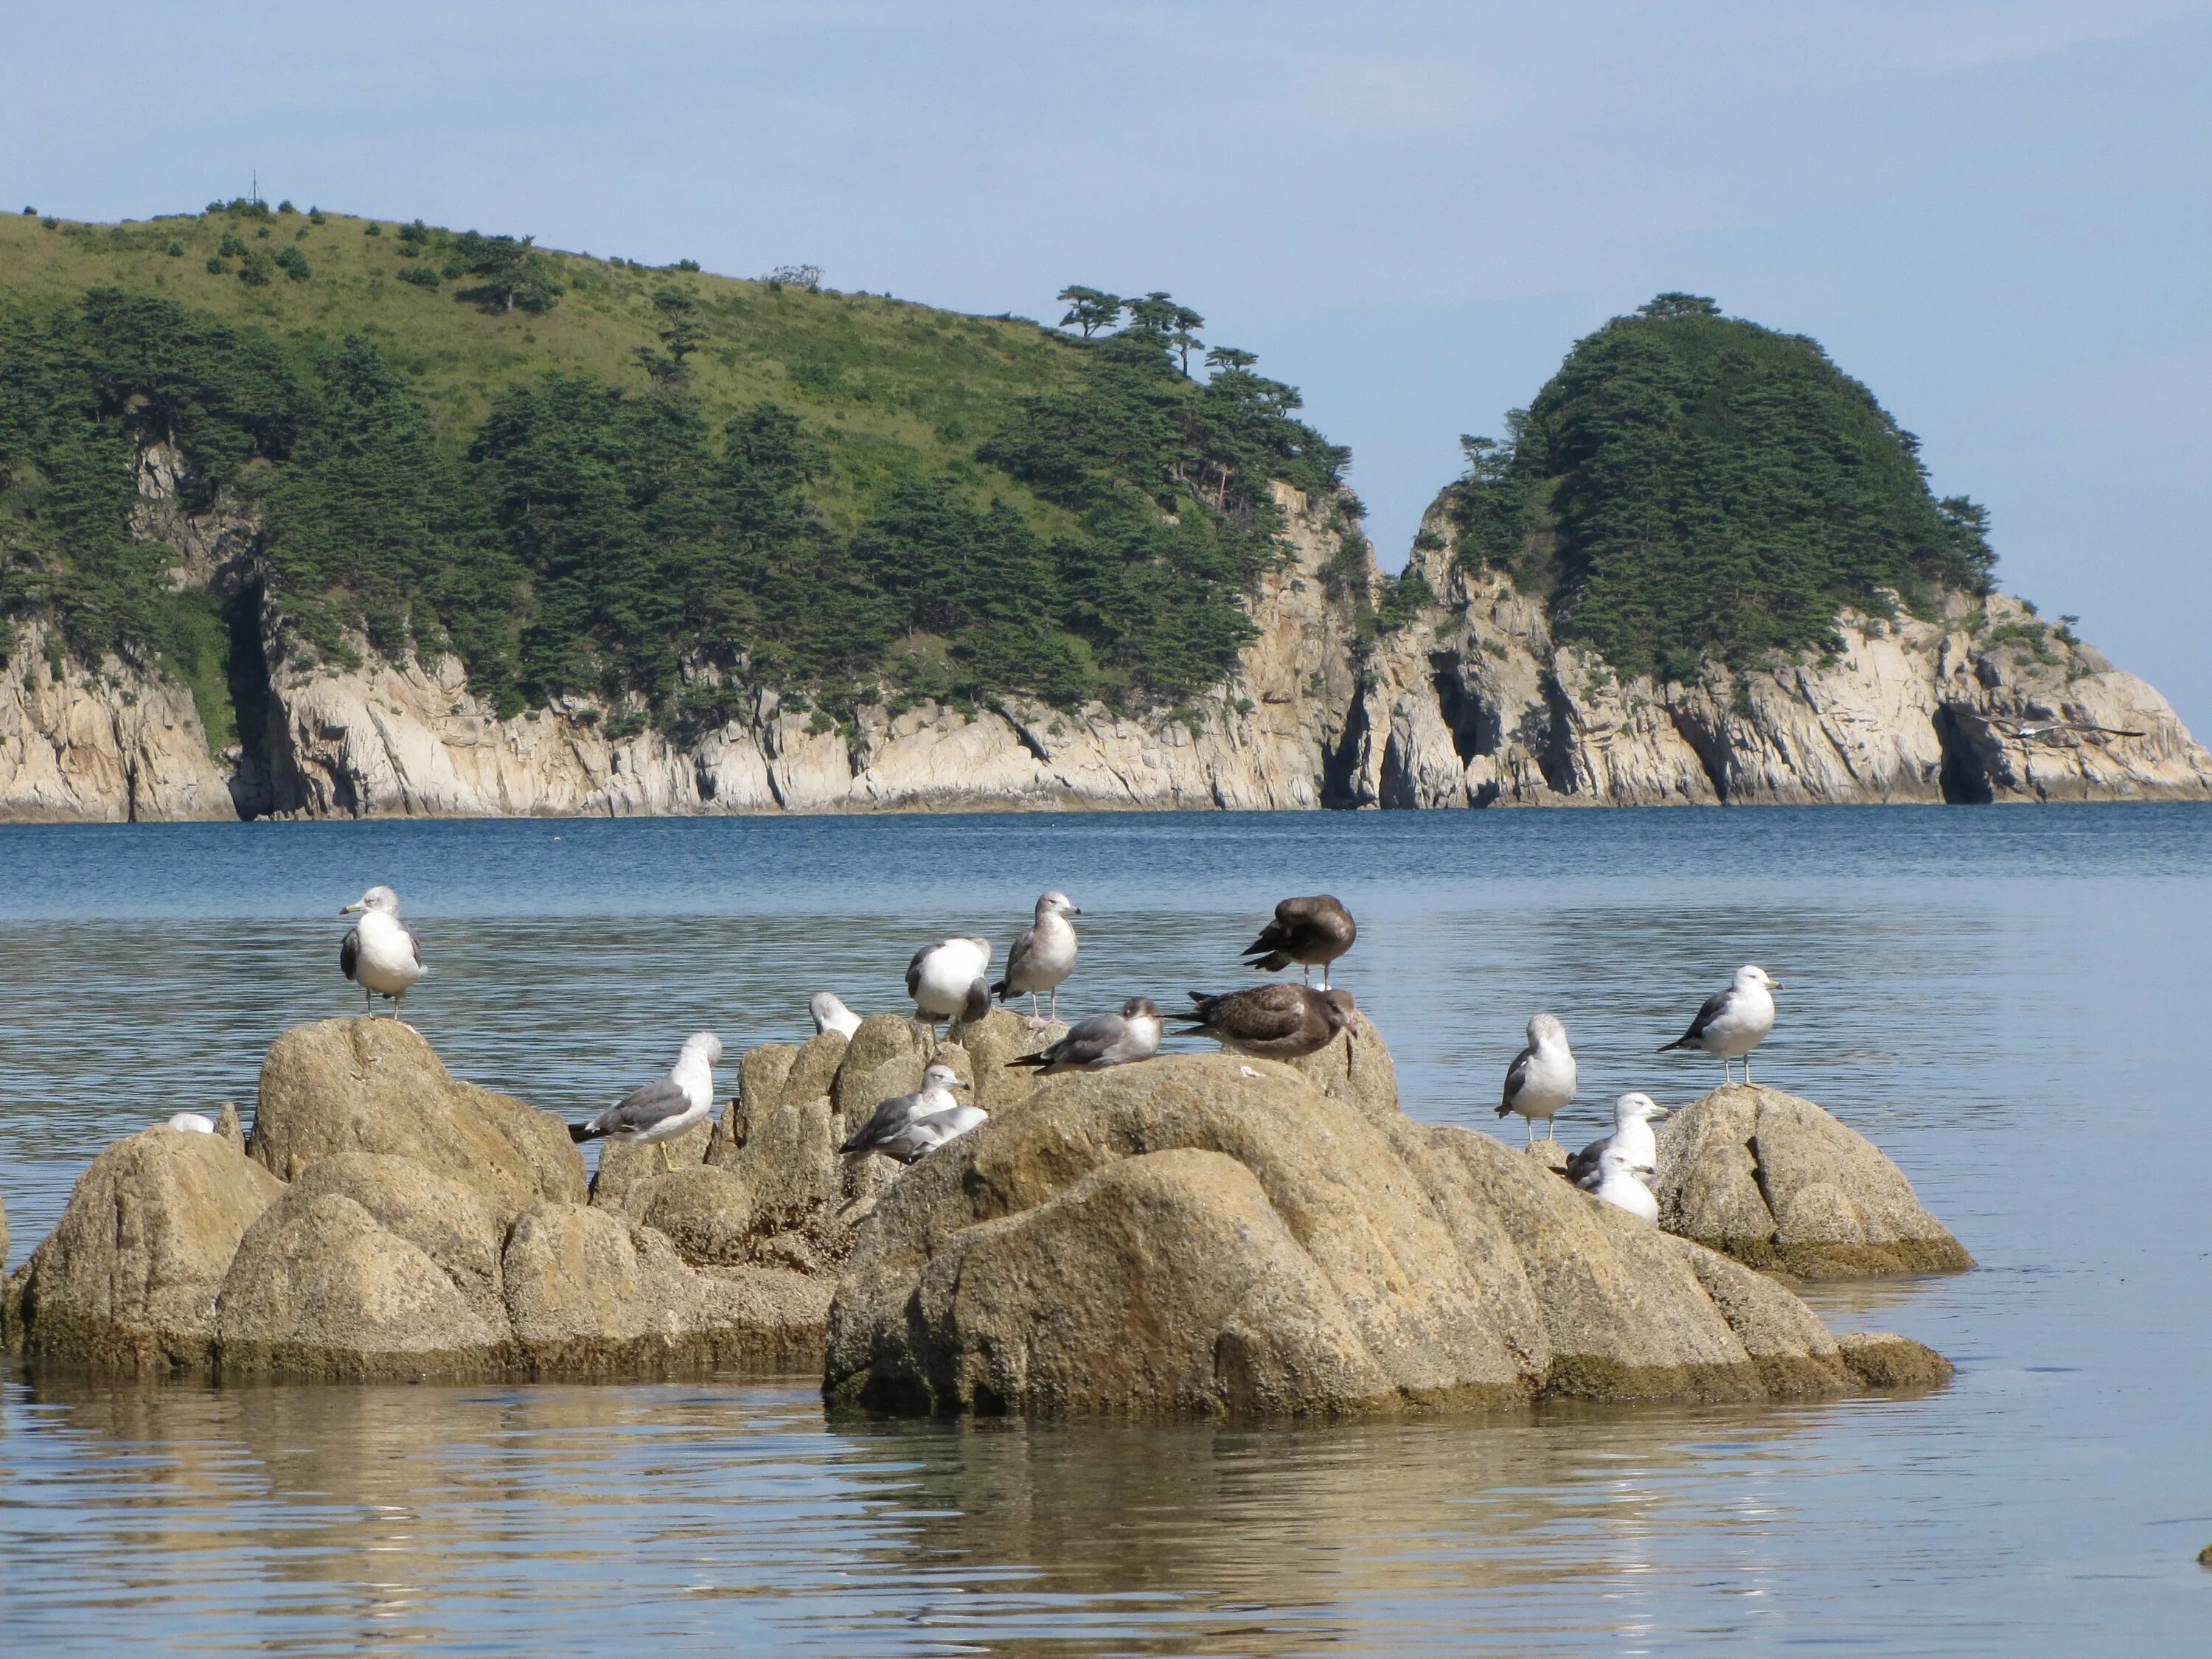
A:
4 467 2207 821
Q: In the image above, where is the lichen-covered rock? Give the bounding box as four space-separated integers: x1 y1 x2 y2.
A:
251 1018 585 1219
588 1120 714 1210
824 1051 1916 1418
1654 1085 1972 1278
215 1192 508 1380
632 1166 757 1263
946 1006 1061 1110
1834 1332 1955 1389
215 1102 246 1154
501 1201 826 1374
830 1015 933 1138
1284 1011 1399 1122
20 1126 283 1370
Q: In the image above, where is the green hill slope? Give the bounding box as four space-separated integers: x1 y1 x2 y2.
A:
1447 293 1997 684
0 201 1344 727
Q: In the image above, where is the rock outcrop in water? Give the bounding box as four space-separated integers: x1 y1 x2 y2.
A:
1652 1085 1973 1279
822 1016 1950 1418
5 452 2205 821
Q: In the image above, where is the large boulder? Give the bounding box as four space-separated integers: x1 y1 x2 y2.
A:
251 1018 585 1220
1654 1085 1973 1278
588 1120 714 1210
20 1125 283 1370
824 1052 1946 1417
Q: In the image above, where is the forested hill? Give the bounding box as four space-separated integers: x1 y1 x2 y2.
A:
1445 293 1998 685
0 201 1346 733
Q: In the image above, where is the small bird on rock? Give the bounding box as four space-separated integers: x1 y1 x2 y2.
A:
1563 1093 1669 1189
569 1032 723 1174
1009 997 1164 1075
840 1064 983 1164
1242 896 1357 990
1179 984 1354 1060
1497 1012 1576 1145
907 936 993 1038
1659 964 1781 1085
1587 1144 1659 1224
338 886 425 1018
993 891 1081 1026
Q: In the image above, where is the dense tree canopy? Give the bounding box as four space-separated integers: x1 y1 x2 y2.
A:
1449 293 1997 683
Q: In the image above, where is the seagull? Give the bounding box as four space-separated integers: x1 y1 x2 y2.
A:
1179 985 1355 1060
568 1032 723 1174
1496 1012 1576 1145
1242 896 1357 990
1563 1093 1670 1188
1008 997 1164 1075
167 1112 216 1134
838 1064 982 1164
1990 716 2146 742
338 885 425 1018
907 936 993 1037
993 891 1081 1024
1587 1144 1659 1224
1659 964 1781 1085
810 991 863 1039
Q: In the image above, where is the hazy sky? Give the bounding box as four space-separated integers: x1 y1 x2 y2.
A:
13 1 2211 727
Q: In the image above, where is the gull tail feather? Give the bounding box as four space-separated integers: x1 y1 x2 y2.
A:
568 1122 608 1144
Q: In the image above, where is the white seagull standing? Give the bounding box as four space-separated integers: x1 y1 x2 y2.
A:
907 936 993 1037
1497 1012 1577 1144
810 992 863 1039
992 891 1081 1024
568 1032 723 1173
838 1063 982 1164
1588 1144 1660 1224
1565 1093 1670 1189
338 886 425 1018
1659 964 1781 1085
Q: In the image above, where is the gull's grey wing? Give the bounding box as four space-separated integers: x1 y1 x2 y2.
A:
588 1075 692 1138
1680 988 1733 1043
841 1090 924 1155
1565 1135 1610 1187
1498 1043 1535 1115
995 925 1040 995
400 921 422 967
339 927 361 983
905 945 931 1001
1043 1012 1126 1069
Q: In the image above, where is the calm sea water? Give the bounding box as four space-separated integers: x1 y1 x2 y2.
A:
2 806 2209 1654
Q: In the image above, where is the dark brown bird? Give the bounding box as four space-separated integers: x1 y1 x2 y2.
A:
1242 896 1357 990
1178 985 1356 1060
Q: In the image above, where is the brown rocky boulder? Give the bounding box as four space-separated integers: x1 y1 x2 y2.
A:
946 1006 1064 1109
1653 1085 1973 1278
20 1124 283 1370
588 1120 714 1209
251 1018 585 1219
824 1050 1935 1418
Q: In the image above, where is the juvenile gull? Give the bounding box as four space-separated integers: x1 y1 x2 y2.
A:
1659 964 1781 1085
1008 998 1164 1076
568 1032 723 1173
1496 1012 1576 1145
1242 896 1357 990
839 1064 981 1164
907 936 993 1037
1587 1144 1659 1224
993 891 1081 1024
1563 1093 1669 1189
338 886 424 1018
810 992 863 1040
1179 985 1354 1061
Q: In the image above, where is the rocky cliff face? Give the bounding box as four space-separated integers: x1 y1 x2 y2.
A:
3 457 2205 821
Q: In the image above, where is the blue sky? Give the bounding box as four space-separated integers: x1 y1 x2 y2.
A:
12 1 2211 727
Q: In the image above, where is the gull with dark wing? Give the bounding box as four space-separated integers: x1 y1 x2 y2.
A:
1989 716 2146 742
1008 998 1164 1076
907 936 993 1038
1179 984 1354 1061
338 885 425 1018
839 1064 983 1165
810 992 863 1039
1659 964 1781 1085
993 891 1081 1025
568 1032 724 1173
1242 896 1356 990
1496 1012 1576 1145
1563 1093 1670 1189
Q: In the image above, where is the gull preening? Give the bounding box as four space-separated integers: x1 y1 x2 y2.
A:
568 1032 723 1172
1242 896 1357 990
338 886 424 1018
1497 1012 1576 1144
907 936 993 1037
1564 1092 1669 1188
838 1063 983 1164
810 992 863 1040
1660 964 1781 1085
1179 984 1355 1060
1008 997 1164 1075
1587 1144 1659 1224
993 891 1081 1024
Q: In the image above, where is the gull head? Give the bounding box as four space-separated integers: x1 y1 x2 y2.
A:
1120 996 1163 1020
1037 891 1082 919
922 1063 970 1093
1598 1144 1654 1180
1614 1091 1668 1125
1735 964 1782 993
683 1032 725 1065
1320 989 1357 1033
341 884 401 917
